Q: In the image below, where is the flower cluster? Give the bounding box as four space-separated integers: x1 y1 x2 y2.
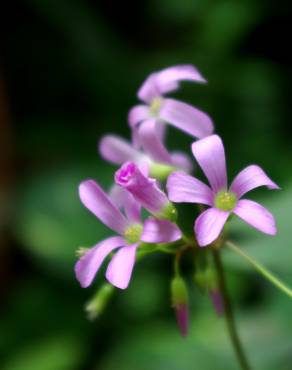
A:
75 64 279 335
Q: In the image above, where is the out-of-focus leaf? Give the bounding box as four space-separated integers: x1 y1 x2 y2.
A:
2 335 84 370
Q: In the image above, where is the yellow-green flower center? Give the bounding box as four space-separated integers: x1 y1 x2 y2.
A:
124 224 143 244
149 97 162 117
214 191 237 211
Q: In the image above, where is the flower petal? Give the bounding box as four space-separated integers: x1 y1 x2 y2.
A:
128 105 150 127
109 186 141 224
230 165 280 198
233 199 277 235
195 207 229 247
79 180 129 234
138 65 207 103
137 73 160 103
157 64 207 94
75 236 125 288
191 135 227 192
99 135 142 165
159 98 214 139
170 151 193 173
139 119 173 163
141 218 182 243
105 243 139 289
167 172 213 206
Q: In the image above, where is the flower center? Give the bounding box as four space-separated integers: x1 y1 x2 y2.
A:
149 97 162 117
214 191 237 211
124 224 143 244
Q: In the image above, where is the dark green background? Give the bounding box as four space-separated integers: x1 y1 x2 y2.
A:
1 1 292 369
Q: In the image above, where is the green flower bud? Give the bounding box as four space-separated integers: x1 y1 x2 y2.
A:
85 283 115 320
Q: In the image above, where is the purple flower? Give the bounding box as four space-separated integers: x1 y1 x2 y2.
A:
75 180 181 289
99 134 193 176
128 65 214 147
115 162 177 221
167 135 280 247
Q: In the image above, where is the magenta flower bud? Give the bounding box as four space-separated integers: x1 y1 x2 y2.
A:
209 289 224 316
115 162 176 220
171 276 189 337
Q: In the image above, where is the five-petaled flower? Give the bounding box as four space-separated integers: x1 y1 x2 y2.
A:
167 135 280 247
75 180 182 289
128 64 214 148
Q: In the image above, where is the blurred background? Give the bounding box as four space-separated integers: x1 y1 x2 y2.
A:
1 1 292 369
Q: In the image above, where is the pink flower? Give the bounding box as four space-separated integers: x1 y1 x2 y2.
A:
75 180 181 289
167 135 280 247
128 64 214 147
115 162 177 220
99 134 193 175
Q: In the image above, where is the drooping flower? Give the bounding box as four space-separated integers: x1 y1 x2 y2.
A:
75 180 181 289
167 135 280 247
115 162 177 221
128 64 214 147
99 134 193 178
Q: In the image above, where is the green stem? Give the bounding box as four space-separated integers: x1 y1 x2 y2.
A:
226 241 292 298
213 250 251 370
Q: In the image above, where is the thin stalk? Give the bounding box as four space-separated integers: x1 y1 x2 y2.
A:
226 240 292 298
213 250 251 370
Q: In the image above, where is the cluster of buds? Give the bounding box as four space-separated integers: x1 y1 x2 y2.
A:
75 65 280 336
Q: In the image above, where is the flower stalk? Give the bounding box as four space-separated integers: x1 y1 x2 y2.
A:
212 249 251 370
226 240 292 298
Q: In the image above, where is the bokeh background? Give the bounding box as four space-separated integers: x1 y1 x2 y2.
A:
1 1 292 369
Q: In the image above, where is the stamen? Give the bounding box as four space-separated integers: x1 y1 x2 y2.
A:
150 97 162 117
124 224 143 244
214 191 237 211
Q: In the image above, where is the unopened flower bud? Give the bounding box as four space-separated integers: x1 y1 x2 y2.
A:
171 276 189 337
115 162 174 220
85 283 115 320
194 267 223 316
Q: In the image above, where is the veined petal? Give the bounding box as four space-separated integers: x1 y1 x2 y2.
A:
170 151 193 173
233 199 277 235
141 218 182 243
139 119 173 164
99 135 142 165
128 105 150 127
106 243 139 289
167 172 213 206
159 98 214 139
230 165 280 198
79 180 129 234
191 135 227 192
195 207 229 247
75 236 125 288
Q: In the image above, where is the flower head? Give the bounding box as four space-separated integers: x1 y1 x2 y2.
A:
167 135 280 247
75 180 181 289
128 64 214 148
